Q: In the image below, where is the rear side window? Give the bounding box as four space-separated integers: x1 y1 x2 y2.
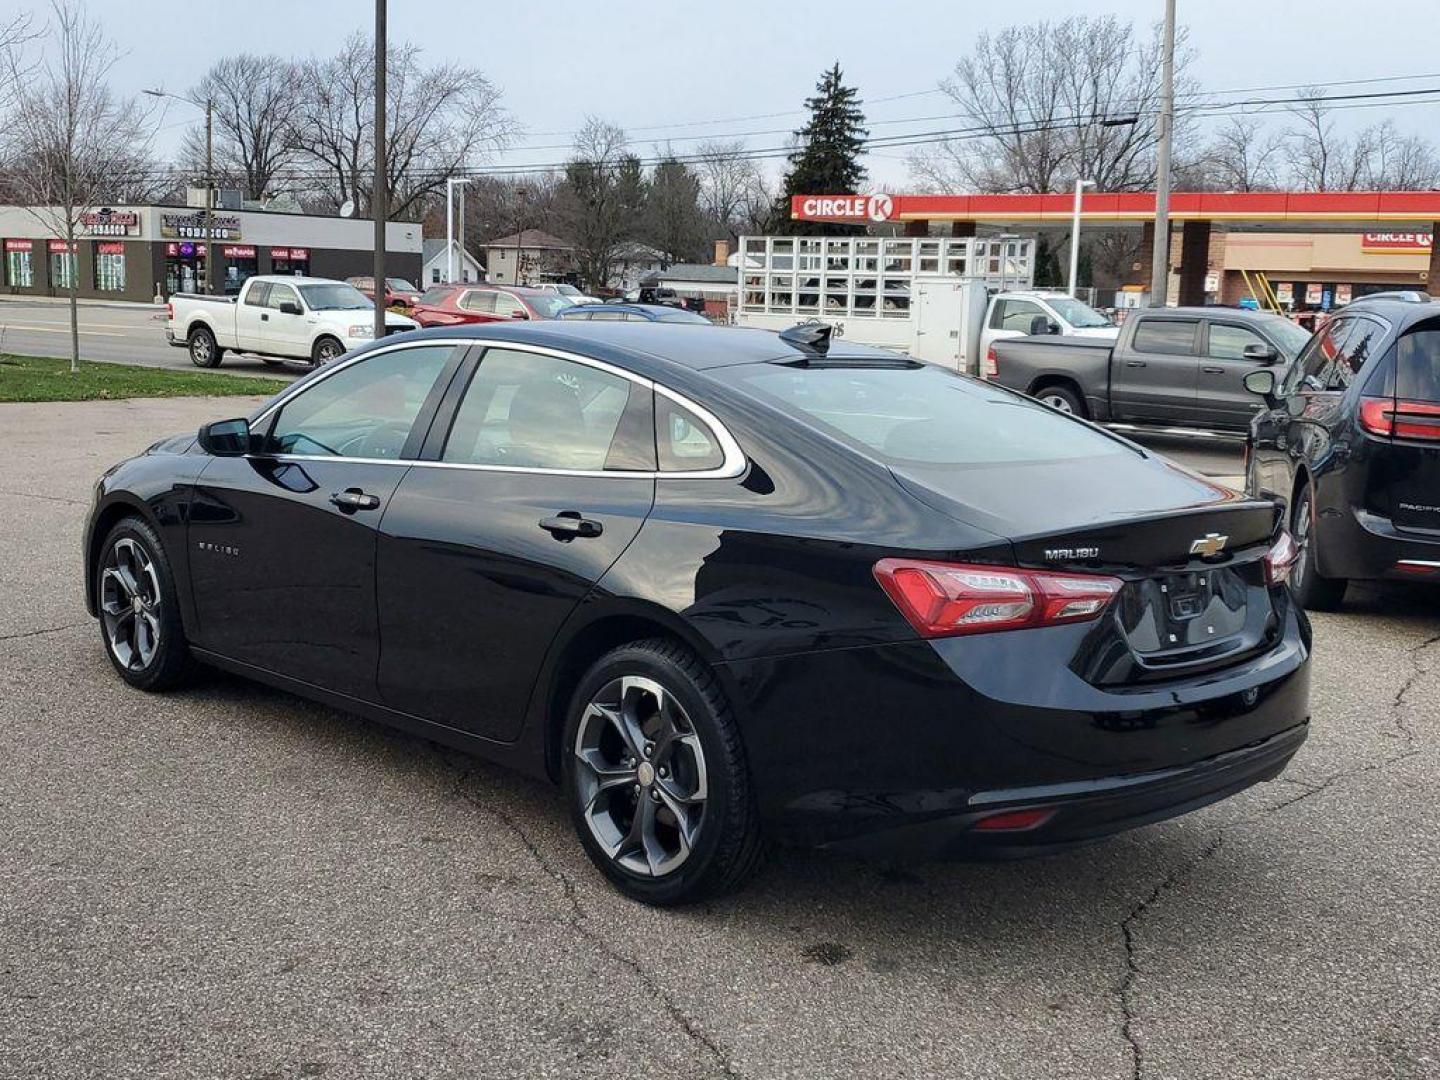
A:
1396 328 1440 401
656 395 724 471
736 364 1127 465
460 290 496 313
1132 319 1198 355
441 349 636 471
243 281 271 307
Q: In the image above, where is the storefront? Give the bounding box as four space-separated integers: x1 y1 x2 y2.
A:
0 203 422 302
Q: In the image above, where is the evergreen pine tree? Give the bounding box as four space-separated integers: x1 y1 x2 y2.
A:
772 63 869 235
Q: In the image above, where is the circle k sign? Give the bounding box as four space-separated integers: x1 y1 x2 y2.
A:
794 193 896 222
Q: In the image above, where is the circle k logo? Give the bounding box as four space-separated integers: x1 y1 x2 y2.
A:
866 193 893 222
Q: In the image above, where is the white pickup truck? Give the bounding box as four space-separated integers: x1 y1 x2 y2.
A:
166 275 419 368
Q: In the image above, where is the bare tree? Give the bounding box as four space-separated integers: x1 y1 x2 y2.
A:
909 15 1195 194
1282 88 1374 191
1360 119 1440 190
176 54 302 201
1195 116 1284 191
289 33 512 220
695 139 768 241
0 1 150 372
554 118 642 290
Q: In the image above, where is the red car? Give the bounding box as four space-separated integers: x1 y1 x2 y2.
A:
346 276 423 311
409 284 574 328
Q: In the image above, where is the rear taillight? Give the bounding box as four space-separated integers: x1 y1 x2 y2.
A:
982 346 998 378
1359 397 1440 440
973 807 1054 832
873 559 1122 638
165 302 173 320
1263 530 1300 586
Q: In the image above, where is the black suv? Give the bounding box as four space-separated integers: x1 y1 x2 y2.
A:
1244 294 1440 608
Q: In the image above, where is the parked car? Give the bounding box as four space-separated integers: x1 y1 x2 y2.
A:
557 302 711 324
346 276 423 310
1243 293 1440 609
536 282 601 305
978 290 1119 361
409 284 574 328
165 276 419 369
636 285 684 308
986 306 1311 430
85 321 1310 905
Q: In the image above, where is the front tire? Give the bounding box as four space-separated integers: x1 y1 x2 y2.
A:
1035 384 1087 417
95 516 195 690
188 326 223 368
1290 481 1347 611
311 336 344 367
561 639 764 905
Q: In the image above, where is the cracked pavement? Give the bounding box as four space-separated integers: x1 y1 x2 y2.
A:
2 398 1438 1080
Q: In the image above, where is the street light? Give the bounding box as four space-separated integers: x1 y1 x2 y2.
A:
144 88 214 295
446 177 469 283
1068 178 1097 298
1149 0 1177 306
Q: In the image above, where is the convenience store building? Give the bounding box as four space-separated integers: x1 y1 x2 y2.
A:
0 204 423 303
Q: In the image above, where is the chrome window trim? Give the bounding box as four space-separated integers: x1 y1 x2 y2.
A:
251 337 747 480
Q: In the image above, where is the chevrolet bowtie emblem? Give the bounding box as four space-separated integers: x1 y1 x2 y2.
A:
1189 533 1229 557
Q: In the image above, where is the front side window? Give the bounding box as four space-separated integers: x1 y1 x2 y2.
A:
267 283 300 312
441 349 636 471
493 293 528 318
991 299 1045 332
298 283 370 311
1287 318 1353 394
266 345 454 459
1327 317 1384 391
1132 319 1198 356
1208 323 1266 361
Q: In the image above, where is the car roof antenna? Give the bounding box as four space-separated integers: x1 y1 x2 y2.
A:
779 321 833 355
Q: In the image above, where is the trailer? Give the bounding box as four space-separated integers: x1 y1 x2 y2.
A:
735 234 1036 373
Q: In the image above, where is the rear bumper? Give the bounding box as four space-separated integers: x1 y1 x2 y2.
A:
1321 505 1440 581
822 721 1307 860
724 600 1311 858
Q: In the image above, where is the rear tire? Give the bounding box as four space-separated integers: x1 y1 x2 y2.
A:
95 516 196 691
1035 384 1087 418
188 326 223 368
561 638 765 905
1290 481 1347 611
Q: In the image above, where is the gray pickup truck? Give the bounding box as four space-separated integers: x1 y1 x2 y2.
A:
985 306 1312 431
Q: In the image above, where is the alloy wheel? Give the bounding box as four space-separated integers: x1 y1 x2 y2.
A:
315 340 342 365
1040 392 1074 414
1292 491 1312 591
189 334 212 366
99 537 163 671
572 675 708 878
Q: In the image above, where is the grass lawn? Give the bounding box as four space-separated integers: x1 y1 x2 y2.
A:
0 355 289 403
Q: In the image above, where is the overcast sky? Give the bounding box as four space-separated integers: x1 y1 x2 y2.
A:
58 0 1440 188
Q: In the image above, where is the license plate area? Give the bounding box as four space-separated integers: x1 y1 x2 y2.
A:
1115 568 1250 658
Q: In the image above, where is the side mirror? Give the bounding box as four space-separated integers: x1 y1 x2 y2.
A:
1242 342 1278 363
510 310 529 320
198 417 251 457
278 300 302 316
1243 368 1277 400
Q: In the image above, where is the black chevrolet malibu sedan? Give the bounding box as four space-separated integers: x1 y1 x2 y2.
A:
84 321 1312 904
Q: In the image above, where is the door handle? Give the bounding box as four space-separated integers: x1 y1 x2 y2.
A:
1125 359 1147 368
261 313 269 321
330 488 381 512
1201 365 1224 374
539 511 603 540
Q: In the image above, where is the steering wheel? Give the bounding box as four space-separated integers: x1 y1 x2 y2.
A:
284 432 341 457
337 421 413 459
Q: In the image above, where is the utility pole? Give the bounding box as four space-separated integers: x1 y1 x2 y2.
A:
204 98 214 296
445 177 469 283
1148 0 1176 307
372 0 388 339
1068 178 1096 297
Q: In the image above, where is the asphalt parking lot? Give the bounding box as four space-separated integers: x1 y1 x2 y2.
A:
2 396 1437 1080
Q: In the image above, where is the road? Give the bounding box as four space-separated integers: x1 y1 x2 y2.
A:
2 396 1437 1080
0 297 306 378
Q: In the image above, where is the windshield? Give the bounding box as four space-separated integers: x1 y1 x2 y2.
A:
736 363 1128 465
298 283 372 311
1260 316 1312 359
556 284 582 296
526 294 574 318
1046 297 1113 329
386 278 418 292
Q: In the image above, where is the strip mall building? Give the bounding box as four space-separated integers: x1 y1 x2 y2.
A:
0 204 423 304
791 191 1440 315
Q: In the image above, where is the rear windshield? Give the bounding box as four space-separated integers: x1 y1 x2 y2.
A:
735 363 1130 465
1397 328 1440 401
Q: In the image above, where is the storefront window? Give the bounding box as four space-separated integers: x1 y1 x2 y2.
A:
94 242 125 292
48 241 76 290
4 240 35 287
164 242 207 296
270 247 311 276
222 245 258 295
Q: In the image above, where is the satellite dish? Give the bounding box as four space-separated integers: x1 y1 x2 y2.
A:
338 199 355 219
